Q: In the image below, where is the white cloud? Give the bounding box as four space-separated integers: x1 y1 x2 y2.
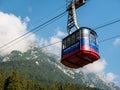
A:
24 16 30 23
105 72 118 82
38 29 66 55
82 59 118 83
39 38 49 46
37 27 119 83
0 12 36 55
113 38 120 46
56 30 66 37
83 59 106 73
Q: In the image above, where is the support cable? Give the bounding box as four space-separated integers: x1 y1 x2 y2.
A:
1 13 120 50
94 18 120 30
40 34 120 49
0 11 67 50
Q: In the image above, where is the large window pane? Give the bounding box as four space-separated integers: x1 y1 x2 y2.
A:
76 30 80 41
67 37 71 46
62 40 66 49
90 32 96 46
71 34 75 44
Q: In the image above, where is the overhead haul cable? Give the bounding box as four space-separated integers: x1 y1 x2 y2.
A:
41 18 120 48
94 18 120 30
0 14 120 50
0 11 67 50
40 34 120 49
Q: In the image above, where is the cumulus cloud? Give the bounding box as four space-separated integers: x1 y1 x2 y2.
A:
0 12 36 55
38 28 66 55
38 29 119 83
113 38 120 46
23 16 30 23
83 59 106 73
82 59 118 83
105 72 118 82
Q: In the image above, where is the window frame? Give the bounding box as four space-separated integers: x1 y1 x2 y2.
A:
71 34 75 44
62 39 66 49
90 31 97 45
75 30 80 41
66 37 71 47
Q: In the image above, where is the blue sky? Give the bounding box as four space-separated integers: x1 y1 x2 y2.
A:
0 0 120 86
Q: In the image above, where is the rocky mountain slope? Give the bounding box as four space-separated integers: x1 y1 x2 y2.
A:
0 47 119 90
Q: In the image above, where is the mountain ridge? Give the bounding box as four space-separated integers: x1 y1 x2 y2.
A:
0 46 120 90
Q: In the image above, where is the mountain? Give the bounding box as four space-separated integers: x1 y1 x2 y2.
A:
0 46 120 90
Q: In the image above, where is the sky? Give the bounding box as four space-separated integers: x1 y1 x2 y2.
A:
0 0 120 86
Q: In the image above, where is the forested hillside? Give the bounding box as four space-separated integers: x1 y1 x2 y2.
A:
0 69 101 90
0 47 120 90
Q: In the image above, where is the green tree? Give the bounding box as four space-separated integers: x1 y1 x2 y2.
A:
35 83 43 90
4 68 22 90
20 75 27 90
27 80 34 90
64 82 71 90
51 82 63 90
0 73 7 90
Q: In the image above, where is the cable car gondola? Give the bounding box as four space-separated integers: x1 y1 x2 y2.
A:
61 27 100 68
61 0 100 68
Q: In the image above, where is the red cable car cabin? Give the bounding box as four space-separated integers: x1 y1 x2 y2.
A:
61 27 100 69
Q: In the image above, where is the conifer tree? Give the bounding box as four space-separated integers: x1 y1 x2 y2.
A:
27 80 34 90
20 74 27 90
0 73 6 90
4 68 22 90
